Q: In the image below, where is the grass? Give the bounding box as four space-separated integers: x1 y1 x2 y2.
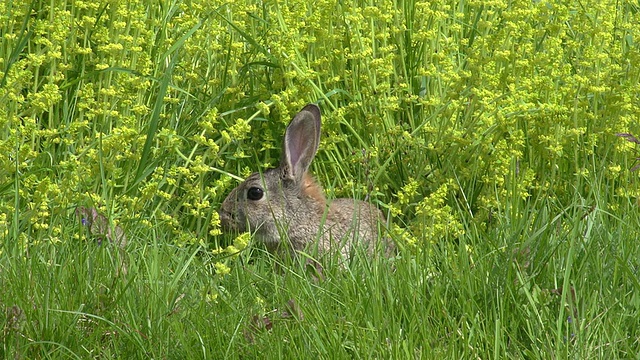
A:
1 0 640 358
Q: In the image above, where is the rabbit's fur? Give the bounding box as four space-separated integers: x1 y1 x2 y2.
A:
219 104 394 259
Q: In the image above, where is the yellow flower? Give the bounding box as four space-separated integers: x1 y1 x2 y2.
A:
233 232 251 251
214 262 231 276
206 292 219 303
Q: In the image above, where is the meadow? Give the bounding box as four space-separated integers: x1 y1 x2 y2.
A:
1 0 639 358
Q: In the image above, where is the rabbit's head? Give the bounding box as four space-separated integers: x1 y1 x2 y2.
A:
219 104 328 252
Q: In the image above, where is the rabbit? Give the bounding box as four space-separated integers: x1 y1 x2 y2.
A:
76 206 127 248
75 206 128 276
218 104 394 259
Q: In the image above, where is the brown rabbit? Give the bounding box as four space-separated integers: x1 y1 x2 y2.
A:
218 104 394 259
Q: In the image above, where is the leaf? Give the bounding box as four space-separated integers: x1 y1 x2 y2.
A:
214 8 280 66
615 133 640 144
281 299 304 321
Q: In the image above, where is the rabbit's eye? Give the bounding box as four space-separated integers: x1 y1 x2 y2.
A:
247 187 264 201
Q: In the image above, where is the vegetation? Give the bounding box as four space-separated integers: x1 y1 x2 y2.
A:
1 0 639 357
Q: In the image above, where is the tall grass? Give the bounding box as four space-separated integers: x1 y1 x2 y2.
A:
1 0 639 358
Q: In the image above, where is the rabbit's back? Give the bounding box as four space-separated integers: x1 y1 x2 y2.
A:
320 198 393 257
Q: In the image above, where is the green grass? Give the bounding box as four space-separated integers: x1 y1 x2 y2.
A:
1 0 640 358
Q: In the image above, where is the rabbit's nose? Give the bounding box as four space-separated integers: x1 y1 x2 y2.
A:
218 208 233 227
219 202 241 230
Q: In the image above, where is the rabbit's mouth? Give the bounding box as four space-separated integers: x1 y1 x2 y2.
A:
218 209 242 232
254 231 294 254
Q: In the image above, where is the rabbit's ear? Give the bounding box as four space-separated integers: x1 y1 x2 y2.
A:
281 104 321 183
